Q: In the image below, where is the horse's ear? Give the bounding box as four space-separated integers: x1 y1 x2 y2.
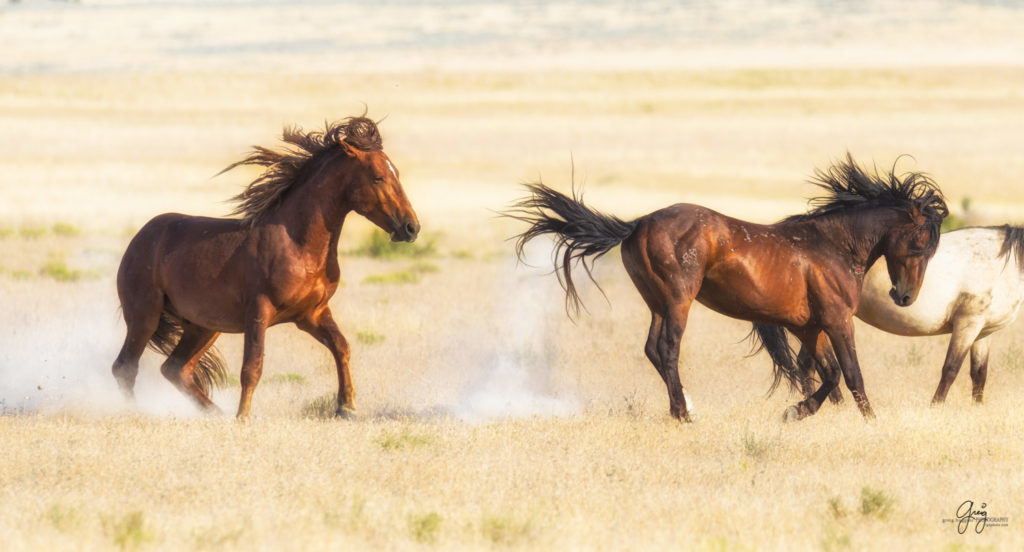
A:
338 139 357 157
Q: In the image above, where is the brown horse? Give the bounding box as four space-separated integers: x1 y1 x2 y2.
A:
508 155 947 422
112 116 419 419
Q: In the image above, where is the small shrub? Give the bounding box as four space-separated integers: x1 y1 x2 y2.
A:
302 393 338 419
828 496 847 520
44 503 81 533
860 486 895 520
410 261 439 274
266 373 306 385
409 511 442 544
350 231 436 260
356 330 386 345
821 524 852 552
39 258 85 282
482 515 533 546
105 510 154 551
741 431 775 462
362 270 421 285
193 526 243 549
377 428 433 451
19 225 48 239
52 222 81 237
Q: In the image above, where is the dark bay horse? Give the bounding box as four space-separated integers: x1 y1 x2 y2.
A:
508 155 947 422
112 116 420 419
762 224 1024 406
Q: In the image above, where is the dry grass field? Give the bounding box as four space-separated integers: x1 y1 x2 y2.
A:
2 1 1024 550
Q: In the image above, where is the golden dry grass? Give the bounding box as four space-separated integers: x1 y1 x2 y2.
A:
3 4 1024 550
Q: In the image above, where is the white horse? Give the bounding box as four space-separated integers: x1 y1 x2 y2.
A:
777 225 1024 404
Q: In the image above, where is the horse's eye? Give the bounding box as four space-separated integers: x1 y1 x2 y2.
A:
374 177 384 184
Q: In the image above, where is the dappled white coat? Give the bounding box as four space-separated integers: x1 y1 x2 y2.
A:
855 227 1024 402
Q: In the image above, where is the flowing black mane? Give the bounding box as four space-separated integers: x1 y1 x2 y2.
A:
220 116 383 225
784 153 948 225
999 225 1024 272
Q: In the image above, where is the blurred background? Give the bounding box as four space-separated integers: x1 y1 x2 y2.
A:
1 0 1022 415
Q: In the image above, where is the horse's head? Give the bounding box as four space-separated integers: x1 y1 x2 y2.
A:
341 140 420 242
880 202 944 306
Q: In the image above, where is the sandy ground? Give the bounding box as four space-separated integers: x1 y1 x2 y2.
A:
2 1 1024 550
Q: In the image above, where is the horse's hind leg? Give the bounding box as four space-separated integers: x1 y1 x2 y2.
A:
969 335 990 404
784 331 841 421
160 324 222 413
656 300 695 421
797 343 844 404
932 319 984 404
112 292 163 399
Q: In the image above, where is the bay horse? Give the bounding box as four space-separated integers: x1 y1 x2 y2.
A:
111 116 420 419
508 154 947 422
763 224 1024 405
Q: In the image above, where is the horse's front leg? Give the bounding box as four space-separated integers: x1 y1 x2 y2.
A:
826 320 875 420
298 307 356 419
237 297 273 421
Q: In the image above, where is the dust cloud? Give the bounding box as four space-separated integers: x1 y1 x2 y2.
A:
0 281 200 417
444 240 579 422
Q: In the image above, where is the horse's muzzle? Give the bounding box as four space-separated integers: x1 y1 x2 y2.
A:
889 287 912 307
390 219 420 243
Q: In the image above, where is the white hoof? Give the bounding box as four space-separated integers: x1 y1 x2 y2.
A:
682 389 696 421
782 405 800 423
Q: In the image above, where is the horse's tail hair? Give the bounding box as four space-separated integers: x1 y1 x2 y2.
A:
506 181 638 317
748 323 802 396
999 224 1024 273
148 311 227 394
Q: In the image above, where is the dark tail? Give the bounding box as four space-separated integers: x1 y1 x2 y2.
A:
506 182 638 316
749 323 844 403
999 225 1024 273
748 323 802 396
148 312 227 394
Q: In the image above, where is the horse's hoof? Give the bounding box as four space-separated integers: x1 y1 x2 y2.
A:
335 406 359 420
782 405 801 423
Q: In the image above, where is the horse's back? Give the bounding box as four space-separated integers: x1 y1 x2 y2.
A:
622 203 817 325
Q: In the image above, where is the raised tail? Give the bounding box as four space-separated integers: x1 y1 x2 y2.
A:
148 312 227 394
507 182 638 316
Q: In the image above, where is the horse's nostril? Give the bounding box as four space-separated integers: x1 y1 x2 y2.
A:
405 221 418 236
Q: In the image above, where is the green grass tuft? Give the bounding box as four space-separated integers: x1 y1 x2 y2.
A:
44 503 82 533
356 330 386 345
19 226 47 239
302 393 337 419
39 258 86 282
52 222 81 237
481 515 533 546
408 511 442 544
350 230 437 260
105 511 154 551
266 373 306 385
377 428 433 451
859 486 895 520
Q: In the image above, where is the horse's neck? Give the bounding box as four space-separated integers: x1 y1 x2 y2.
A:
811 207 897 268
267 154 351 255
